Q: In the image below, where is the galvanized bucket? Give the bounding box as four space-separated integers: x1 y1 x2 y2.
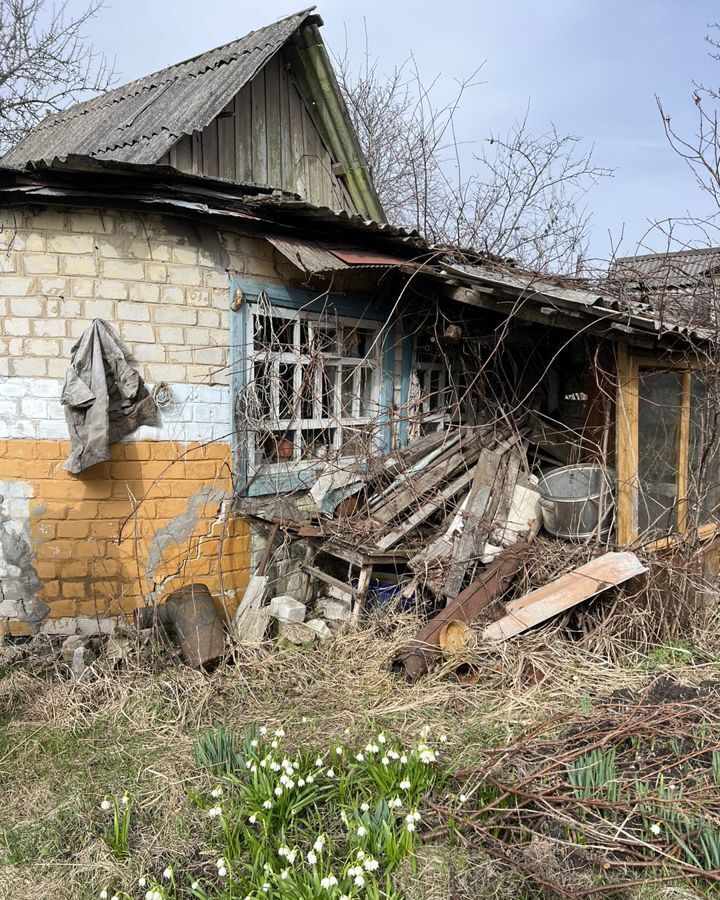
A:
537 464 615 540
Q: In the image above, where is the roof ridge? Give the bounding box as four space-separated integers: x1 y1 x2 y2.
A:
616 246 720 264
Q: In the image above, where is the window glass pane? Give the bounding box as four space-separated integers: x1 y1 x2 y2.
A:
301 428 335 458
359 368 374 417
690 373 720 525
340 368 356 416
257 431 296 464
254 315 294 352
321 365 338 418
637 369 683 538
278 363 295 420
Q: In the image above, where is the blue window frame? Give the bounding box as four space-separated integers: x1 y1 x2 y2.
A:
230 278 397 496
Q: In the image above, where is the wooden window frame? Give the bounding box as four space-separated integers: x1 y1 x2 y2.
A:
616 345 717 546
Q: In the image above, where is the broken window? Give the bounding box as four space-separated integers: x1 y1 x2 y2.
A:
618 351 720 543
238 292 383 493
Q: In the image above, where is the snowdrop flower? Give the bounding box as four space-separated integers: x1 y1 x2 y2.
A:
270 761 280 772
280 868 290 880
321 875 338 889
306 773 315 784
357 825 367 837
262 884 270 892
399 779 411 790
138 877 147 888
263 799 272 809
259 726 267 734
250 739 259 748
388 749 399 760
245 760 252 769
406 821 416 832
409 810 421 822
208 805 222 818
355 752 365 762
400 754 408 764
191 883 199 891
313 835 326 853
211 786 223 798
459 794 468 804
111 895 119 900
260 758 267 768
354 874 366 888
307 850 317 865
360 801 370 812
216 858 226 869
218 866 228 878
99 891 108 899
100 799 112 812
326 767 335 778
382 756 390 766
271 740 279 749
347 866 363 878
292 761 299 770
650 823 662 836
274 786 283 797
298 777 306 787
274 728 285 738
420 725 431 738
364 857 379 872
315 757 324 767
365 743 379 754
356 850 365 861
340 895 350 900
439 734 447 743
162 866 173 879
120 795 129 806
419 748 436 764
340 810 349 826
391 796 402 808
335 746 343 755
378 734 386 744
249 814 257 824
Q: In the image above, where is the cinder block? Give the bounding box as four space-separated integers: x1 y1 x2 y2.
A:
316 597 351 622
277 620 316 645
306 618 334 643
269 595 306 623
9 295 42 316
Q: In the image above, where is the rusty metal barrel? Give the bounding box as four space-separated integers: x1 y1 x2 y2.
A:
136 583 225 670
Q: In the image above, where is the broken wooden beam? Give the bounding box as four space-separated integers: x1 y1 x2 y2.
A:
483 550 647 641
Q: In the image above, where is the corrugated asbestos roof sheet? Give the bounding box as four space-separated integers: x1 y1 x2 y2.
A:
1 8 316 168
614 247 720 288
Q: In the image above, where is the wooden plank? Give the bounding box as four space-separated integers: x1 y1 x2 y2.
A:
677 370 691 535
191 131 203 175
288 80 308 196
616 344 638 545
202 118 219 177
483 551 647 641
279 56 293 193
300 563 356 598
174 134 192 173
303 103 320 204
235 87 253 183
264 53 282 188
217 100 236 180
251 69 268 184
377 466 478 550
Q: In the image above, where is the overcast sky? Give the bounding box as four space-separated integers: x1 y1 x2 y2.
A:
80 0 720 263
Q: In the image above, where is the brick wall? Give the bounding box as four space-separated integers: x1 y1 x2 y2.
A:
0 204 298 636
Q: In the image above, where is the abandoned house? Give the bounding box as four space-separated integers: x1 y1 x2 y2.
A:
0 8 718 653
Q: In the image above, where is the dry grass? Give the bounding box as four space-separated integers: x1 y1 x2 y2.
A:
1 613 720 899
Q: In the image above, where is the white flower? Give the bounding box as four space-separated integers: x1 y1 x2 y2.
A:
313 835 326 853
399 779 411 790
411 810 421 822
347 866 363 877
274 786 283 797
307 850 317 865
406 821 416 832
292 761 299 770
391 796 402 808
111 895 119 900
306 774 315 784
439 734 447 743
138 877 147 887
420 725 431 738
388 750 399 759
144 892 153 900
263 799 272 809
298 777 306 787
191 883 199 890
326 767 335 778
419 749 436 764
120 795 129 806
364 857 379 871
315 757 324 767
400 755 408 764
271 740 278 749
459 794 468 804
335 746 343 755
360 801 370 812
286 849 297 864
382 756 390 766
100 799 112 811
355 752 365 762
357 825 367 837
245 760 252 769
303 716 308 723
260 758 267 768
378 734 386 744
281 869 290 881
249 814 257 824
650 822 662 836
250 739 259 748
270 761 280 772
218 866 228 877
163 866 173 879
208 805 222 818
274 727 285 737
99 891 108 899
354 874 366 888
356 850 365 860
216 858 226 868
262 884 270 892
321 874 338 889
259 726 267 735
365 743 379 754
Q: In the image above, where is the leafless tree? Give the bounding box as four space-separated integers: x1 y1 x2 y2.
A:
335 40 609 272
0 0 113 155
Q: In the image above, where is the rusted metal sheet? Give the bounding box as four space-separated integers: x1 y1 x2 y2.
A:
484 550 647 641
326 247 414 267
392 543 529 682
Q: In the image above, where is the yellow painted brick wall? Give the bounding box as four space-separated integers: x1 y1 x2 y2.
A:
0 438 249 627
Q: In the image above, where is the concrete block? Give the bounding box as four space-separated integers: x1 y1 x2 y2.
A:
316 597 352 622
235 606 271 644
306 618 334 643
269 595 306 623
326 584 353 601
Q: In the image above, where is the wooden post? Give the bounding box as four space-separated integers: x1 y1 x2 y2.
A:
351 563 374 627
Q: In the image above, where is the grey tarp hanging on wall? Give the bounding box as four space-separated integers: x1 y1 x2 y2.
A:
61 319 158 474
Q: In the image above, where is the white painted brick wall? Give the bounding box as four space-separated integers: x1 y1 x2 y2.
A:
0 377 231 443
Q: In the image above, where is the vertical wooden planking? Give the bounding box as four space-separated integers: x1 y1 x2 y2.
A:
217 99 236 180
264 54 282 188
203 118 220 178
616 343 638 545
279 57 293 192
173 134 192 173
288 81 308 197
235 87 253 183
191 131 203 175
251 68 268 184
677 371 691 535
303 104 320 205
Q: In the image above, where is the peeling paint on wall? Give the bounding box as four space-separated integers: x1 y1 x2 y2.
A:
0 480 48 628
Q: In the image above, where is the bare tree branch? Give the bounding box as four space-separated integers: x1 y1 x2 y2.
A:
0 0 114 155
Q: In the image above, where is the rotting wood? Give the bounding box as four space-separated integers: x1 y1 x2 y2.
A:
392 543 530 682
232 522 280 623
483 550 647 641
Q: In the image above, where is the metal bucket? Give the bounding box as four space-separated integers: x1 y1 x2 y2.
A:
537 465 615 540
